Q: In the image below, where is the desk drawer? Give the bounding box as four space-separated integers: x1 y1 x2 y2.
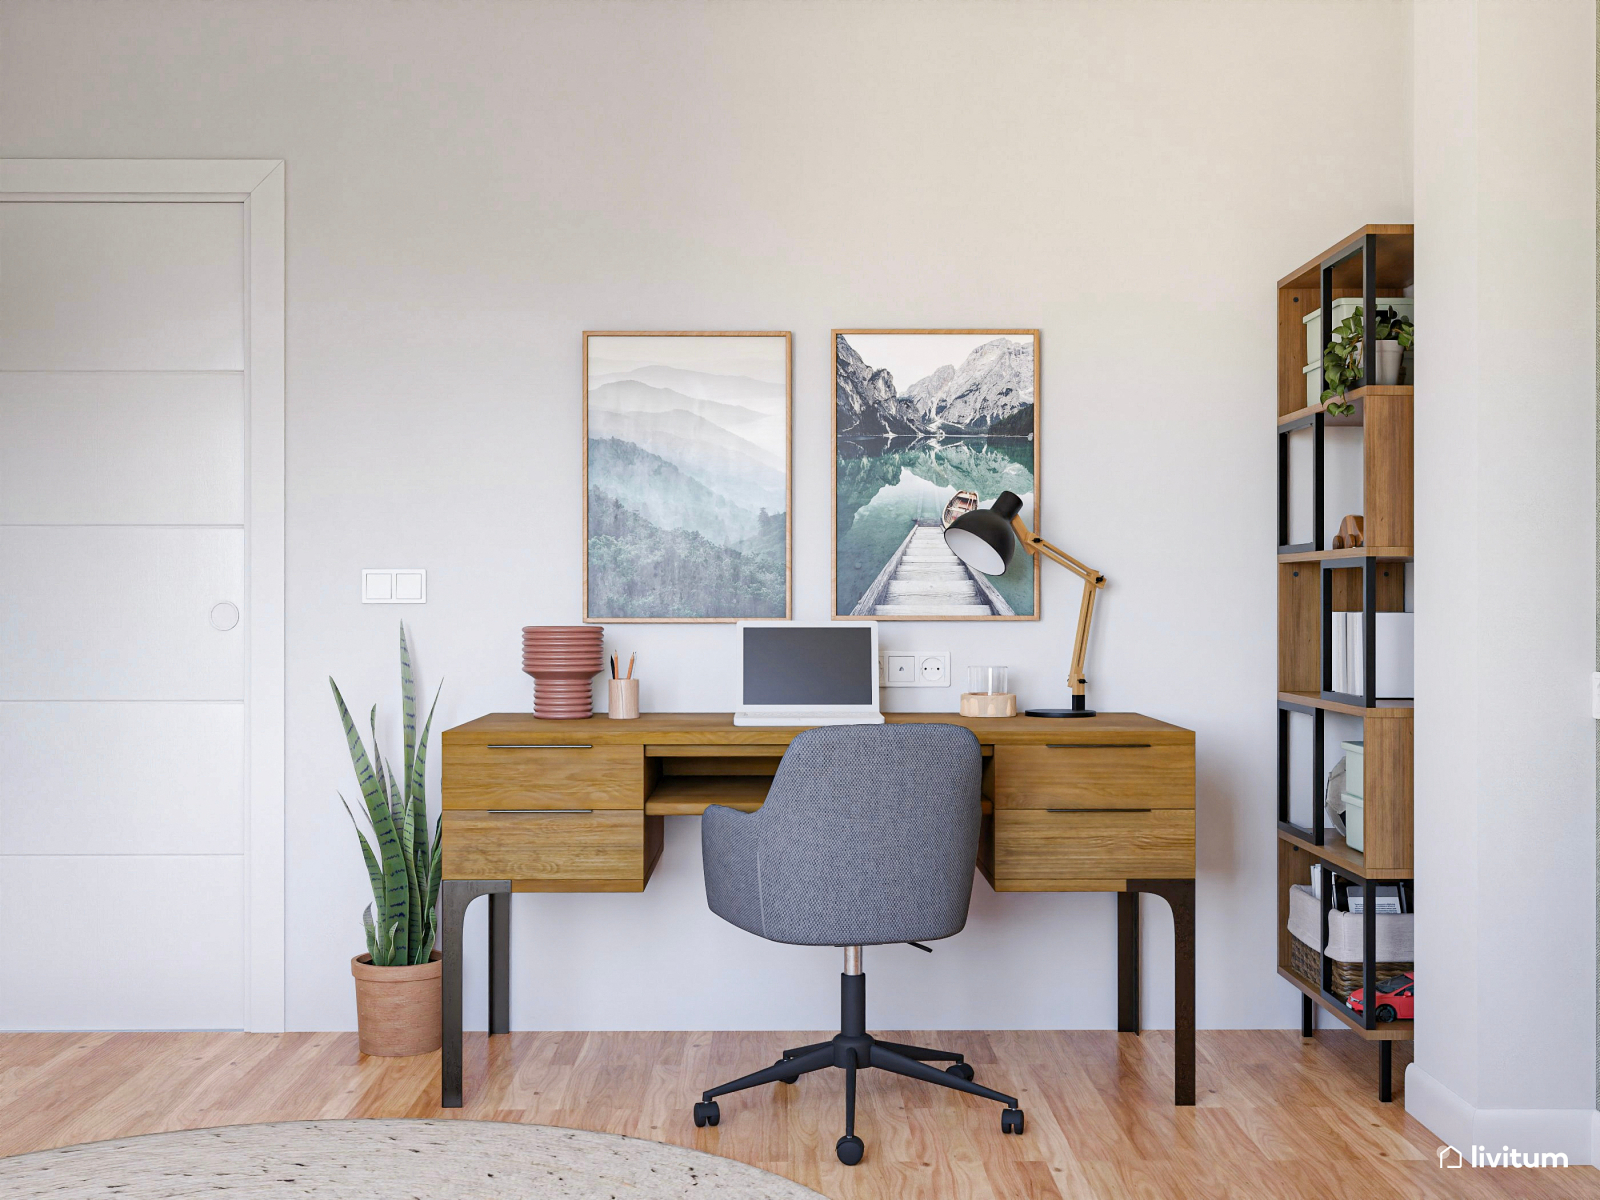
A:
442 809 654 891
443 743 643 810
994 743 1193 810
992 809 1194 882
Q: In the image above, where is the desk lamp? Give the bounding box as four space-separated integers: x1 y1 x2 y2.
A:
944 490 1106 718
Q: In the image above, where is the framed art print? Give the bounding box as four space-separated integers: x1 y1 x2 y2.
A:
833 329 1040 620
585 331 791 622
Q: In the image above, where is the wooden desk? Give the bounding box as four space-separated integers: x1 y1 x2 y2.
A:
439 712 1197 1107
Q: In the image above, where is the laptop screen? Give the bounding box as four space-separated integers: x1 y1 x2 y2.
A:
742 626 875 706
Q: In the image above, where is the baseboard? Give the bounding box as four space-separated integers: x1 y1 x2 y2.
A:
1404 1063 1598 1166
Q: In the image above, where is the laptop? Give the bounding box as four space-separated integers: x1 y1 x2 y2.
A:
733 622 885 727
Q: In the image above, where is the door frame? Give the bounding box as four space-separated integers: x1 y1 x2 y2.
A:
0 160 287 1031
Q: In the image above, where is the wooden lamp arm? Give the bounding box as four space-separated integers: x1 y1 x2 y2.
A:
1009 515 1106 699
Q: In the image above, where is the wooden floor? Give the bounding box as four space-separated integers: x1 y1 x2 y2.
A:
1 1029 1593 1199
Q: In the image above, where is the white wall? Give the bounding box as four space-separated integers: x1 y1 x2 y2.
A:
1410 0 1598 1163
0 0 1415 1033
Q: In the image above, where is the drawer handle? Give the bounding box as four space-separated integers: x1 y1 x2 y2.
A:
487 808 594 815
1046 807 1152 814
487 744 593 750
1045 743 1151 749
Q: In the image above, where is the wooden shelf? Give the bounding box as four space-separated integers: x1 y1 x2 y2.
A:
1278 691 1414 719
645 775 768 815
1276 968 1414 1041
1277 546 1412 564
645 775 996 818
1277 826 1411 881
1277 225 1415 291
1277 386 1414 429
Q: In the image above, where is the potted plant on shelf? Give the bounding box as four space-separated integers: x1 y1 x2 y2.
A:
331 624 444 1056
1321 305 1415 414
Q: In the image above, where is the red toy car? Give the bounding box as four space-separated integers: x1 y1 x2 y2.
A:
1347 972 1414 1022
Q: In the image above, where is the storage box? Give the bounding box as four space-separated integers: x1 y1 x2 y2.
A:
1304 298 1414 363
1288 935 1413 1004
1341 740 1364 798
1303 361 1322 406
1287 883 1414 962
1342 792 1364 850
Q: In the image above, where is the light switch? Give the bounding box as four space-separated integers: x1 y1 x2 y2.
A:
393 571 425 601
363 571 393 601
363 569 426 604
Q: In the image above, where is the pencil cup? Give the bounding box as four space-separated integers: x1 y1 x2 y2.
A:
608 678 640 720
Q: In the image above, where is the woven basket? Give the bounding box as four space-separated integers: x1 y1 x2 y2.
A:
1289 936 1412 1003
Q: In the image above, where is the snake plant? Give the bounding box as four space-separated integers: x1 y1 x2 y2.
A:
330 624 443 967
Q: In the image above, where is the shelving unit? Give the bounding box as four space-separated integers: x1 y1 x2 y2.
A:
1275 226 1415 1102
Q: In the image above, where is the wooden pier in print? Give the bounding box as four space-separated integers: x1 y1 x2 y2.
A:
851 520 1013 617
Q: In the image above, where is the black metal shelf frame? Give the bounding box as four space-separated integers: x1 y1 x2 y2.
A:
1276 407 1324 556
1322 554 1381 708
1276 695 1324 846
1275 230 1384 559
1315 860 1412 1102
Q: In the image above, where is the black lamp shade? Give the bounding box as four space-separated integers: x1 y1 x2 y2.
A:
944 490 1023 577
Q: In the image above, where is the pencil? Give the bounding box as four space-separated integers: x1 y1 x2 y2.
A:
626 652 635 680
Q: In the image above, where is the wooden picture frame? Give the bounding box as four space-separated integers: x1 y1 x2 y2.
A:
583 331 792 623
832 329 1041 621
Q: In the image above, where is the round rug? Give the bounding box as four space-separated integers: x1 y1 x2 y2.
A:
0 1119 827 1199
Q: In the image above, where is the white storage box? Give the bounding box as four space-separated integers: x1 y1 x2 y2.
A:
1342 792 1364 851
1287 883 1414 963
1341 741 1364 798
1304 297 1414 364
1303 361 1322 406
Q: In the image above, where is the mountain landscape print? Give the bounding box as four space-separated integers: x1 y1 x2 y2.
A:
834 331 1039 620
586 333 790 620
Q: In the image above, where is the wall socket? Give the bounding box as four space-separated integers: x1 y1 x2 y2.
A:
879 651 950 688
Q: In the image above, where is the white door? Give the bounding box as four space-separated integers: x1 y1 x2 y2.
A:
0 165 283 1030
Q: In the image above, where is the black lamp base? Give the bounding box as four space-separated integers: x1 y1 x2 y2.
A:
1025 694 1095 718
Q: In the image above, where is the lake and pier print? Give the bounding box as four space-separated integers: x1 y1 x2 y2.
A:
585 333 790 621
834 331 1039 619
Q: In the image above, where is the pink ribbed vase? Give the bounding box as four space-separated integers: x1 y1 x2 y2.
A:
521 626 605 719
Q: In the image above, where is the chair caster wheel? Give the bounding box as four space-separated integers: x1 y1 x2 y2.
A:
779 1075 799 1085
946 1062 975 1081
693 1100 720 1128
1001 1107 1024 1135
836 1134 864 1165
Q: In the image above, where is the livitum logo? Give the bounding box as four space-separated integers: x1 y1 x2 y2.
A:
1438 1144 1570 1169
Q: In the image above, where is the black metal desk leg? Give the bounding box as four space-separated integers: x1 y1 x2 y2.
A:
1117 890 1140 1033
1129 878 1196 1106
439 878 511 1109
1379 1040 1392 1102
489 891 511 1036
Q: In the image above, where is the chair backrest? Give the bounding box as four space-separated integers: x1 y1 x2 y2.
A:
746 723 983 946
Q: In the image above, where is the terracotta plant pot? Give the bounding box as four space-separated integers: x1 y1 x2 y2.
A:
350 951 442 1056
522 625 604 718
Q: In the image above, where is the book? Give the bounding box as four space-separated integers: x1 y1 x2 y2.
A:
1345 885 1402 916
1332 613 1346 693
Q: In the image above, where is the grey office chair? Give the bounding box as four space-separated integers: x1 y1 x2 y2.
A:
697 723 1024 1166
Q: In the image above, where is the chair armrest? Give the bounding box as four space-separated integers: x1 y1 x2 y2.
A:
701 804 763 937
